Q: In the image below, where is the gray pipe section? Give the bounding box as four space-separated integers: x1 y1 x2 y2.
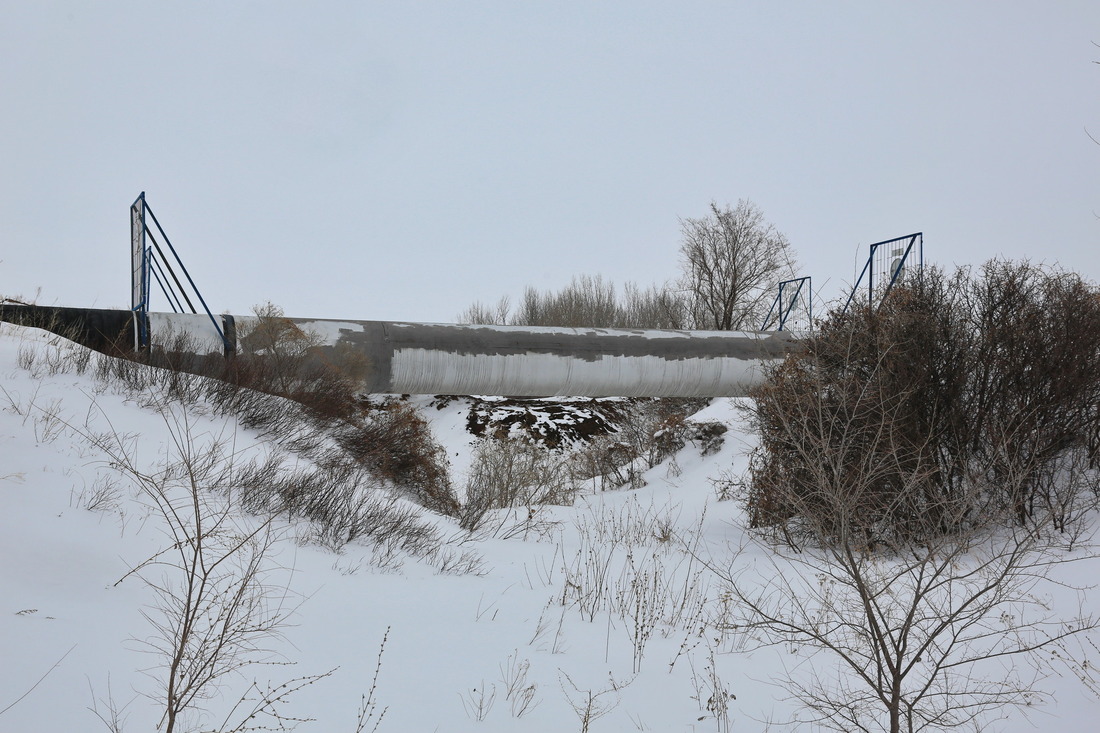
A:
150 313 794 398
0 306 795 397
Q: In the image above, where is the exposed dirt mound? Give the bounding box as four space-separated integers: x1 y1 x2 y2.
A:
431 395 628 449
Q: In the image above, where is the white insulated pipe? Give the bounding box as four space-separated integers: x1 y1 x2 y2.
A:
149 312 795 398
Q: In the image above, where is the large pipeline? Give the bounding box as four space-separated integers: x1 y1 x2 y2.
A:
1 305 795 397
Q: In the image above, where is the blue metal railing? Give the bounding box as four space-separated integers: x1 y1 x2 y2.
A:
130 192 230 352
840 232 923 316
761 276 812 332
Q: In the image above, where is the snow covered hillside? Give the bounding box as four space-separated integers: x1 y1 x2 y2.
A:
1 321 1098 732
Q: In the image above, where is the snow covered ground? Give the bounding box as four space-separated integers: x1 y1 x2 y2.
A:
1 321 1098 732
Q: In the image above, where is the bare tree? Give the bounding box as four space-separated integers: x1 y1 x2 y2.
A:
723 313 1100 732
88 401 323 733
728 380 1097 731
717 521 1098 732
678 200 796 331
457 295 512 326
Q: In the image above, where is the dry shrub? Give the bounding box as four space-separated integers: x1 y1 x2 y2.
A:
572 398 722 491
572 437 642 492
232 454 441 557
622 399 714 466
338 398 458 516
194 305 455 516
748 260 1100 547
459 437 581 532
227 303 368 423
960 261 1100 524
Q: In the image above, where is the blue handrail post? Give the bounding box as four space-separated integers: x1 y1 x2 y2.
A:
761 276 812 332
130 192 150 351
129 193 232 355
841 233 923 317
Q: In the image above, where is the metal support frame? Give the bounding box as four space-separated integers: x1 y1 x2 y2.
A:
129 192 230 353
841 232 923 316
761 276 812 332
130 193 149 350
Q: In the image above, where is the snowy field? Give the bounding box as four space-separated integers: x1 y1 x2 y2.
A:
1 321 1098 732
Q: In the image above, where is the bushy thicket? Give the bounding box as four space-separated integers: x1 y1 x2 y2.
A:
459 275 690 330
748 260 1100 548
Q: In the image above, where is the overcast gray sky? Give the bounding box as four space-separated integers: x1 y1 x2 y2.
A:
2 1 1098 323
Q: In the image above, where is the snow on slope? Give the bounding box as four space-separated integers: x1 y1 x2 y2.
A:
1 321 1098 732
